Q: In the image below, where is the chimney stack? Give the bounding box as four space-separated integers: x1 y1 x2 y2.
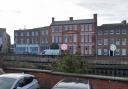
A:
69 17 73 21
52 17 55 22
93 14 97 25
121 20 127 24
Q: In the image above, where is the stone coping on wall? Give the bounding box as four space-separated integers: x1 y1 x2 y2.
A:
4 67 128 82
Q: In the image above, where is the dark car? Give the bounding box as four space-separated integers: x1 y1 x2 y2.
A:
52 78 93 89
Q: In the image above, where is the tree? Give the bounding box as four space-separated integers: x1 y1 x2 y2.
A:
50 43 59 49
52 55 88 73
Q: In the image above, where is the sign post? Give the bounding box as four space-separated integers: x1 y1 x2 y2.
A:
61 44 68 55
110 44 116 56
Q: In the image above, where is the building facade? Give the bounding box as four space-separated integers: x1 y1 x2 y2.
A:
14 27 50 54
0 28 10 54
97 20 128 56
50 14 97 55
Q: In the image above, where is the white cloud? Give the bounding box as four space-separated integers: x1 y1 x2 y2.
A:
0 0 95 43
0 0 127 43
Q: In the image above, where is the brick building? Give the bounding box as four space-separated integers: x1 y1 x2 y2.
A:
50 14 97 55
14 27 50 54
14 14 97 56
97 20 128 56
0 28 10 54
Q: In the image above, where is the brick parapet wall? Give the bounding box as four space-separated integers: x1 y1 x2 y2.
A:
3 68 128 89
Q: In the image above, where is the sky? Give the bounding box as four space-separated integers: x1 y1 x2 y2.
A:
0 0 127 44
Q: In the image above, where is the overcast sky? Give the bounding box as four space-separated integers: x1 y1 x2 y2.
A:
0 0 127 43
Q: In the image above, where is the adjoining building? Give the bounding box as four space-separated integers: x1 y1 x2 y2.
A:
14 26 50 55
50 14 97 56
0 28 10 54
97 20 128 56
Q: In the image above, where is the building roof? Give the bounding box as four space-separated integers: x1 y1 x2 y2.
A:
98 20 128 30
14 26 49 32
0 73 34 79
51 19 94 26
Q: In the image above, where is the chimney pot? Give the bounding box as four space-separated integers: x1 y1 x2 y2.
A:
121 20 127 24
70 17 73 21
52 17 55 22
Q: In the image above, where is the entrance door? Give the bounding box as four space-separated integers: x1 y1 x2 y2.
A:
109 50 114 56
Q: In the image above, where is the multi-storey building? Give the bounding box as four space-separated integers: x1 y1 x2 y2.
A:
50 14 97 55
97 20 128 56
14 27 50 54
0 28 10 54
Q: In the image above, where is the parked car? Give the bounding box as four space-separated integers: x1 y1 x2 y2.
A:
0 68 5 74
0 73 40 89
52 78 93 89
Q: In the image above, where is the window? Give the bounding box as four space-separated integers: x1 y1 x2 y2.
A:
15 32 18 36
46 30 48 35
27 39 29 44
81 35 84 42
104 30 108 35
15 77 33 88
55 36 59 43
64 26 68 31
116 29 120 34
27 32 29 36
122 49 126 55
97 30 102 35
116 39 120 45
15 38 18 44
59 36 62 43
17 32 21 36
104 49 108 55
122 38 126 45
24 77 33 85
42 37 48 43
81 46 84 54
73 34 77 42
81 25 84 31
122 29 126 34
104 39 108 45
21 32 23 36
88 24 92 31
73 25 77 30
21 39 23 44
52 26 60 32
109 38 114 44
52 27 55 32
110 30 114 34
89 35 92 42
98 49 102 55
52 36 54 43
42 31 44 35
85 35 88 42
69 35 73 42
69 46 73 54
85 46 88 55
69 25 73 30
89 46 92 55
32 38 34 43
115 49 120 55
64 35 68 43
85 24 89 31
32 32 34 36
97 39 102 45
35 31 38 36
73 45 77 54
